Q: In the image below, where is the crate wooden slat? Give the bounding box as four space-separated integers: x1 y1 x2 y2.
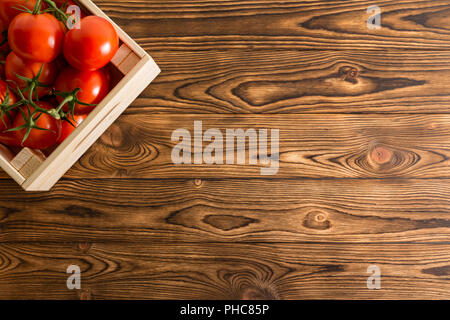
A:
10 148 46 179
0 144 25 185
0 0 160 191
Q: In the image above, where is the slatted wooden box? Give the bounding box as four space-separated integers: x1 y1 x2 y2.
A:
0 0 160 191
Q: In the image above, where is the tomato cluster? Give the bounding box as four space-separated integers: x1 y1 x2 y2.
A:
0 0 118 150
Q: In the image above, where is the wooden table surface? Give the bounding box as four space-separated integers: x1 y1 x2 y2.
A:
1 0 450 299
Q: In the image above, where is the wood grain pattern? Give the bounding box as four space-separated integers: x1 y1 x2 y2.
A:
131 50 450 114
95 0 450 50
1 0 450 300
0 178 449 243
0 242 449 299
52 114 450 179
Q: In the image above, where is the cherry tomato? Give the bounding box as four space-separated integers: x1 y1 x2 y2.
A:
0 0 37 27
0 80 17 136
8 12 64 63
55 66 110 115
0 80 19 146
0 131 20 146
0 80 16 103
0 79 17 130
64 16 118 71
58 113 86 143
13 101 61 149
5 51 58 98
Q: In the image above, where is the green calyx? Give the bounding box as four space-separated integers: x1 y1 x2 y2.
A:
3 72 95 144
13 0 69 23
32 0 42 15
0 86 15 130
13 64 50 102
6 108 54 144
43 0 69 23
53 88 97 120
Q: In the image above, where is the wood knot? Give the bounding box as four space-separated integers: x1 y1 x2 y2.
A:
422 265 450 276
364 143 418 175
78 289 92 300
315 213 326 223
339 66 360 83
202 214 257 231
193 179 203 187
240 283 280 300
370 145 392 165
100 123 124 148
303 211 331 230
77 242 92 253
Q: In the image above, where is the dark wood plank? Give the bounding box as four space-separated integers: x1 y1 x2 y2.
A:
96 0 450 50
56 114 450 179
0 242 449 299
1 178 449 243
131 50 450 114
0 0 448 301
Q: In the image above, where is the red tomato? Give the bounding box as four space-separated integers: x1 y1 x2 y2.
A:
0 0 37 27
0 79 17 131
55 66 110 115
0 131 20 146
0 79 21 146
5 51 58 98
58 113 87 143
63 16 118 71
13 101 61 149
8 12 64 63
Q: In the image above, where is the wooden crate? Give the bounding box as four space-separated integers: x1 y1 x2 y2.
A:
0 0 160 191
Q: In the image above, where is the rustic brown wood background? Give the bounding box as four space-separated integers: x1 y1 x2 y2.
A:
1 0 450 299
